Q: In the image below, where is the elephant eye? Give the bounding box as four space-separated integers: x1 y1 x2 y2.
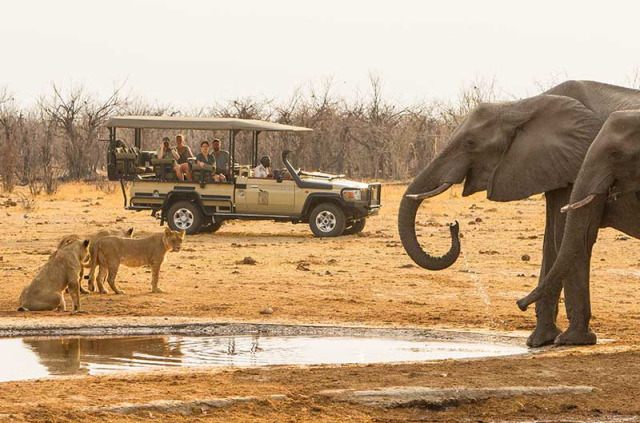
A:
465 139 475 148
609 150 623 160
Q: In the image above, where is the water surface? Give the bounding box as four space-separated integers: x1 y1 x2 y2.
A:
0 334 528 383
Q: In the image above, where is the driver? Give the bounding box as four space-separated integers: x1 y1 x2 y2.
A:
253 155 271 178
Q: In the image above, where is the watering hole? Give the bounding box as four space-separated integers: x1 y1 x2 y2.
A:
0 332 528 383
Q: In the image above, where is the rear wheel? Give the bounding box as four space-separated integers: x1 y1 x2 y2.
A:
167 201 203 235
199 217 224 233
343 219 366 235
309 203 346 237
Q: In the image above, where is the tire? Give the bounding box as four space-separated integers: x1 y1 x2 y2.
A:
309 203 346 237
167 200 203 235
199 217 224 233
343 219 366 235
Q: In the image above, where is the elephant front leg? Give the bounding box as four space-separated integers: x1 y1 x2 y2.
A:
527 244 562 347
526 190 566 347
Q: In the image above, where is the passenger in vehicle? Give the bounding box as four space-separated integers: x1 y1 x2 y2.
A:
253 155 271 178
195 140 221 182
173 134 193 181
156 137 173 159
211 138 229 182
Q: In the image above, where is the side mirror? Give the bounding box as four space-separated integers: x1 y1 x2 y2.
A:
274 169 283 183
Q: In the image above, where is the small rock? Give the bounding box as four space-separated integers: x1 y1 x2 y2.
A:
259 307 274 315
236 256 257 265
479 250 498 255
398 263 415 269
468 221 476 225
296 262 311 271
521 254 531 262
475 217 483 223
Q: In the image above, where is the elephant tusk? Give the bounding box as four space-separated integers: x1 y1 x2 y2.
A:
560 194 596 213
405 183 453 201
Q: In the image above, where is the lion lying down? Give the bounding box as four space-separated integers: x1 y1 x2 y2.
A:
18 237 90 311
87 227 184 294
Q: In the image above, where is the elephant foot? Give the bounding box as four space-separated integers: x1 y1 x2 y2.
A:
554 328 597 346
79 287 90 295
526 325 562 348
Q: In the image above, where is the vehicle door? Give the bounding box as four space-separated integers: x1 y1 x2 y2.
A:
243 177 296 215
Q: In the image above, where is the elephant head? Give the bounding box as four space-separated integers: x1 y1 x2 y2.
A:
399 94 602 270
517 110 640 310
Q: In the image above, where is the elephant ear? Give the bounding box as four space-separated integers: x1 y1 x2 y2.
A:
488 95 602 202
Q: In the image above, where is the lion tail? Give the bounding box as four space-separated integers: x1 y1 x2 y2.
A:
17 306 27 312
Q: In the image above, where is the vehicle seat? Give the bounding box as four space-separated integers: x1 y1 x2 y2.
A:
151 157 176 180
191 163 214 184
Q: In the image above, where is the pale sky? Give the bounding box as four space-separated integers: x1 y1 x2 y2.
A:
2 0 640 107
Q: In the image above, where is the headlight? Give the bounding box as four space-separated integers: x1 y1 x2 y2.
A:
342 189 362 201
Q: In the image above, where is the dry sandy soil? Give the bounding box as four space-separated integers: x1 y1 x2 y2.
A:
1 182 640 422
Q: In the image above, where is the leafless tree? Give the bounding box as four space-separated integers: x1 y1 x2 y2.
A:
39 83 126 180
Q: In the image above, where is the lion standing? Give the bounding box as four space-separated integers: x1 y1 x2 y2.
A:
88 228 184 294
18 238 90 311
80 227 134 293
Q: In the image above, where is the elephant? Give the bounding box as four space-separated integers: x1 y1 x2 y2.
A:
516 110 640 344
398 80 640 347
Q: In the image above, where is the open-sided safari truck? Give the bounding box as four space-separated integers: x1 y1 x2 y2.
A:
105 116 381 236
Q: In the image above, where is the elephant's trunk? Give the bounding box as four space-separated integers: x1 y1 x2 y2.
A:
398 193 460 270
516 202 601 311
517 164 612 311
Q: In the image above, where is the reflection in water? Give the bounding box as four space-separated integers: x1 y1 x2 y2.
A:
0 335 528 383
22 337 183 376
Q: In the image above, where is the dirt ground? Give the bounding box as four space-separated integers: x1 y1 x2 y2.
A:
1 182 640 422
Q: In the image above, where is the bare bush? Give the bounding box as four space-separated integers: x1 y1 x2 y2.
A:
0 77 509 184
17 193 37 211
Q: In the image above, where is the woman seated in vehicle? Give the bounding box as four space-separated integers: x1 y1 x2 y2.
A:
156 137 173 159
194 140 221 182
173 134 193 181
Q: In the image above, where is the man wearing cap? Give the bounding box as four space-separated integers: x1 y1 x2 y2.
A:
211 138 229 182
253 155 271 178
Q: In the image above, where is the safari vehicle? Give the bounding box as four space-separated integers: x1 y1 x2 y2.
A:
105 116 381 236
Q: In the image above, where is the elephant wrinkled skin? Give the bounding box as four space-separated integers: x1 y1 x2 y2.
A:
518 110 640 345
398 81 640 346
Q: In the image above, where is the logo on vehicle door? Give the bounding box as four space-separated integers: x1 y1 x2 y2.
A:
258 189 269 205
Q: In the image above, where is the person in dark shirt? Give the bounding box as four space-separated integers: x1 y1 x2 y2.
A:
211 138 229 182
195 140 221 182
172 134 193 181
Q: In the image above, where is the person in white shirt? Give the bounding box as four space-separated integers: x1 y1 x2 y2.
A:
253 155 271 178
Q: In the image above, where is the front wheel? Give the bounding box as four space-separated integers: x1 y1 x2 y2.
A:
343 219 366 235
309 203 346 237
167 201 203 235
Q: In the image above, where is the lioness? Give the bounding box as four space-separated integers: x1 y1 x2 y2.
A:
79 228 134 293
18 238 90 311
88 227 184 294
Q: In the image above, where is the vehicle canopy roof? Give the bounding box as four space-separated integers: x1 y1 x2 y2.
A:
106 116 313 132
